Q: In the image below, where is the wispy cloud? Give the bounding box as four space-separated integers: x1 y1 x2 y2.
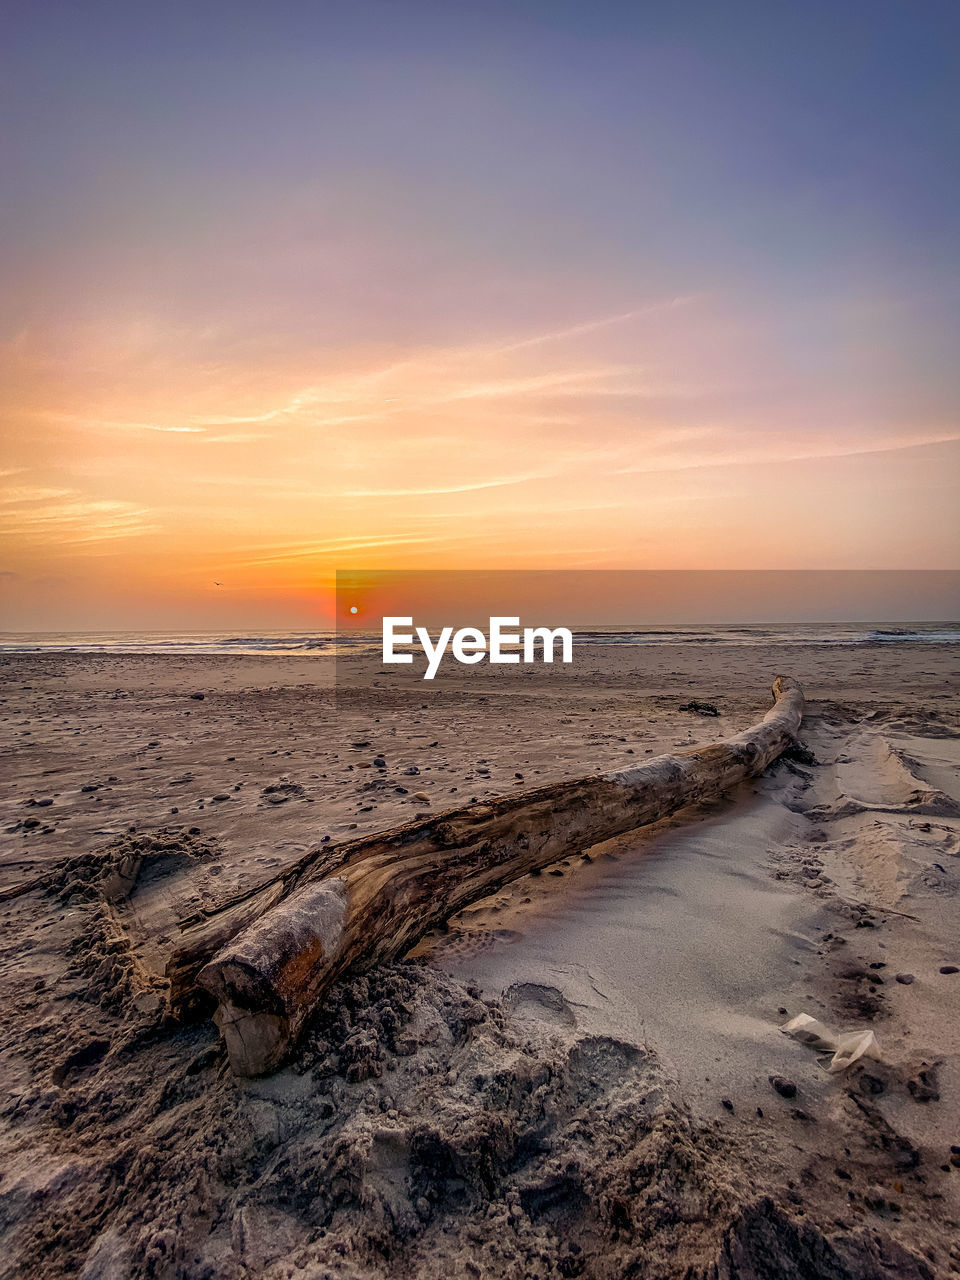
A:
614 431 960 475
39 413 206 434
239 534 443 566
494 296 693 355
16 303 693 462
0 486 75 504
198 432 273 444
134 304 679 437
445 369 625 401
342 470 556 498
0 494 157 543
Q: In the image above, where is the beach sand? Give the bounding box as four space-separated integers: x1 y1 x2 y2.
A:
1 643 958 1278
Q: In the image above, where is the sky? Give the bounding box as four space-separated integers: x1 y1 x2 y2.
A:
1 0 958 629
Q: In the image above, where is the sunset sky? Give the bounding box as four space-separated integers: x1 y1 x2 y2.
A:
2 0 958 629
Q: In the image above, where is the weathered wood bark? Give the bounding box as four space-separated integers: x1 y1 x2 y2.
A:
197 676 804 1076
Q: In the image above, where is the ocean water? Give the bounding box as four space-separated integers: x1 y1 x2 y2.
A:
0 622 958 655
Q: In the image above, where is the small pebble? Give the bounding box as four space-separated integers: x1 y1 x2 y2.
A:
895 973 915 985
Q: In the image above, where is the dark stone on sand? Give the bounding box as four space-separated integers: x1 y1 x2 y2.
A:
679 700 720 716
721 1098 734 1111
859 1073 885 1095
189 692 205 700
895 973 915 984
939 964 959 974
908 1067 940 1102
769 1075 797 1098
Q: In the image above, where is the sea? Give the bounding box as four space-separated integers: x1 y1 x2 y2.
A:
0 623 958 655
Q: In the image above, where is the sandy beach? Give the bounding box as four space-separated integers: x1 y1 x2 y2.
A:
4 0 959 1273
1 641 959 1278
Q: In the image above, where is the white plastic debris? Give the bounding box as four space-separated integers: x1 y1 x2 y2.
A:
826 1029 878 1073
779 1014 836 1053
780 1013 879 1073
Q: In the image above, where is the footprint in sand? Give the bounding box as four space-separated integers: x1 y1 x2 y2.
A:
503 981 577 1028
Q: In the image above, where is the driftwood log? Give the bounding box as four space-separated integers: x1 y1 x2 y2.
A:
193 676 804 1076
